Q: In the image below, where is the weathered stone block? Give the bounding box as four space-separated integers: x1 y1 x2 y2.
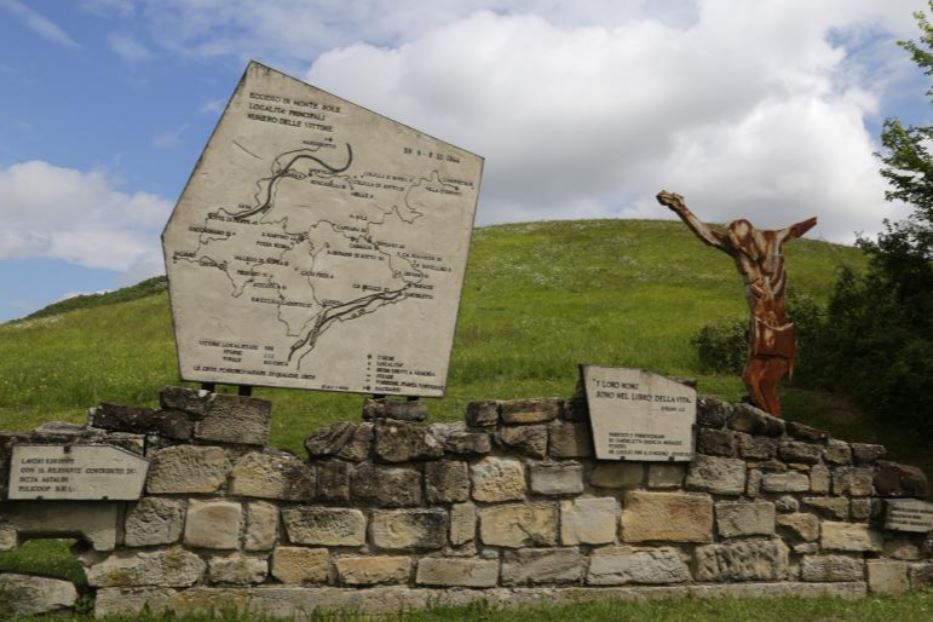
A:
874 461 929 498
425 460 470 503
229 451 315 501
621 491 713 543
910 562 933 588
761 471 809 493
685 455 746 496
694 539 789 582
362 399 427 422
336 556 411 586
146 445 228 494
810 464 831 494
184 499 242 550
588 546 690 585
500 398 560 424
124 497 186 547
774 495 799 513
820 521 883 552
696 395 732 428
502 548 584 585
479 503 558 548
0 523 16 551
802 496 850 520
208 553 268 585
2 501 119 551
415 558 499 587
470 456 525 502
737 434 777 460
823 439 852 465
590 462 644 489
90 402 194 440
244 501 278 552
305 422 372 462
370 509 448 551
548 420 593 458
443 431 491 455
560 497 618 545
271 547 329 584
786 421 829 443
776 513 819 542
529 462 584 495
727 403 784 437
647 463 686 488
867 560 910 595
884 538 922 561
778 440 822 464
351 463 422 507
850 498 873 521
851 443 886 465
697 428 737 457
0 574 77 616
450 502 476 546
86 546 206 587
316 460 350 501
159 386 211 415
282 507 366 547
465 401 500 427
800 555 864 582
194 394 271 446
373 420 444 463
833 467 874 497
715 501 775 538
497 425 548 458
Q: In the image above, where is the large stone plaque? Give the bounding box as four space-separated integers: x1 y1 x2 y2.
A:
163 62 483 396
582 366 696 461
885 499 933 533
7 444 148 500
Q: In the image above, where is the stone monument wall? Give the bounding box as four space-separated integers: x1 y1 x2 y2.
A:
1 387 931 617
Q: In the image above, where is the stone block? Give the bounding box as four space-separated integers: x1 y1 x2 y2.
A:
370 509 448 551
415 558 499 587
497 425 548 458
244 501 278 552
146 445 228 494
778 440 822 464
884 538 922 561
647 463 686 488
282 507 366 547
736 433 777 460
774 495 799 513
124 497 186 547
465 401 500 427
470 456 525 502
802 497 849 520
305 422 372 462
696 395 732 428
529 462 584 495
443 431 491 455
776 513 819 542
851 443 886 465
800 555 864 582
336 556 411 586
0 573 77 616
90 402 194 440
86 546 206 587
590 462 644 489
373 420 444 463
271 547 329 584
351 463 422 507
2 500 120 551
560 497 619 545
685 455 746 496
823 440 852 465
620 491 713 543
500 398 560 424
715 501 775 537
229 451 315 501
833 467 874 497
694 539 789 582
184 499 242 550
588 546 690 585
362 399 427 422
316 460 350 501
850 498 873 521
450 502 476 546
786 421 829 443
479 503 558 548
697 428 737 457
746 470 762 497
761 471 809 493
208 553 268 585
820 521 883 552
194 393 271 446
548 420 593 458
810 464 831 494
867 560 910 595
0 523 16 550
727 403 784 437
874 461 929 498
159 385 211 414
425 460 470 504
502 548 585 585
910 562 933 588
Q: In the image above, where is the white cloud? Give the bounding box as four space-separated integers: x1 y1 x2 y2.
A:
107 33 155 61
152 125 187 148
0 0 80 48
0 161 172 275
199 98 226 114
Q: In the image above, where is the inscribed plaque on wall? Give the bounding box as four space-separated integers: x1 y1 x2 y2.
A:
581 365 696 461
885 499 933 533
8 444 148 500
163 61 483 396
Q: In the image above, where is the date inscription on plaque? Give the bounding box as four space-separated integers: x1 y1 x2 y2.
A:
8 444 149 501
582 365 696 461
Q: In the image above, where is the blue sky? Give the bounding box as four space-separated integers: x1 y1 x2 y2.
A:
0 0 930 321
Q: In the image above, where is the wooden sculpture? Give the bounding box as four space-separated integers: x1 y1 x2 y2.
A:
656 190 817 417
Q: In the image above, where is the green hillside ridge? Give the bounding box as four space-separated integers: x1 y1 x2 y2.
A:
4 218 923 478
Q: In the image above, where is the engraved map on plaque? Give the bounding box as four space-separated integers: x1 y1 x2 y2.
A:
163 62 483 396
582 366 696 461
8 444 148 501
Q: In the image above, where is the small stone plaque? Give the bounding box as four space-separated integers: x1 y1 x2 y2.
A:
8 444 149 501
581 365 696 461
885 498 933 533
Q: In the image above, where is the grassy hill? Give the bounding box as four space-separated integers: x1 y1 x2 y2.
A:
3 219 919 474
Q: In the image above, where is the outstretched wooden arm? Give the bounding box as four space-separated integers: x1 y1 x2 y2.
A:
656 190 728 251
785 216 817 240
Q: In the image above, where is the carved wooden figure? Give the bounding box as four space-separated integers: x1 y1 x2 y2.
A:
656 190 817 417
